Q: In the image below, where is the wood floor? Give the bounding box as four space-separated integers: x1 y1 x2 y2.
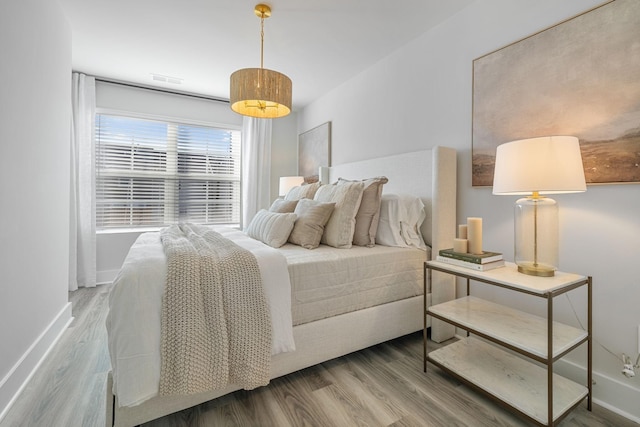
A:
1 285 636 427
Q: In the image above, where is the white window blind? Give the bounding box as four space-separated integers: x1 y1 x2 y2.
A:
95 114 241 229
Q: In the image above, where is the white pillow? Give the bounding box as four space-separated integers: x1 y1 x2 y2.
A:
245 209 296 248
376 194 427 249
313 181 365 248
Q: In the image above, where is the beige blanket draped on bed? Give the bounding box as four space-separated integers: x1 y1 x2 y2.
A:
159 224 272 396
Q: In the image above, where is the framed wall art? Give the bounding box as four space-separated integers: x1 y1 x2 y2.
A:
472 0 640 186
298 121 331 179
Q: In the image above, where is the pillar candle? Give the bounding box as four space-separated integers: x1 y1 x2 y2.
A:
453 238 468 253
458 224 468 239
467 217 483 255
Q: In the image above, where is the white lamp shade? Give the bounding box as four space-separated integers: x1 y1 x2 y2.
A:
492 136 587 195
319 166 330 184
278 176 304 196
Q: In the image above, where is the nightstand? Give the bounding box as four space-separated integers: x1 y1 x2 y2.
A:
424 260 592 427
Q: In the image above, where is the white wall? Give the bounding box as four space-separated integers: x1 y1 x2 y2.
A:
0 0 72 419
95 82 299 281
298 0 640 421
271 114 300 200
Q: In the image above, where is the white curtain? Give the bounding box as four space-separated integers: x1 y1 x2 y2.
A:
241 116 272 229
69 73 96 290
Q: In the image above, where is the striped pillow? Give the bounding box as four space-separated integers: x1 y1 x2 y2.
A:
245 209 296 248
313 181 365 248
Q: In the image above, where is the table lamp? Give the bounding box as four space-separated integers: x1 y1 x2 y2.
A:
492 136 586 276
278 176 304 197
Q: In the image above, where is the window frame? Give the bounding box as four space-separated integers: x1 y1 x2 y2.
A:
94 108 242 233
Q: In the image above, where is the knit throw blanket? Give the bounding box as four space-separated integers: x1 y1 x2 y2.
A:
158 224 272 396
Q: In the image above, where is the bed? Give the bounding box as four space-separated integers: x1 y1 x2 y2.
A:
105 146 457 427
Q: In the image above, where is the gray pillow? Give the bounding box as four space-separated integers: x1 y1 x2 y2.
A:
245 209 296 248
338 176 388 247
288 199 335 249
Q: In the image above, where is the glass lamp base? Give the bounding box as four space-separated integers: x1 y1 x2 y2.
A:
517 262 556 277
514 196 558 277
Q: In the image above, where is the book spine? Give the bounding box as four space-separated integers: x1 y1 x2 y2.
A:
436 256 483 270
439 251 485 264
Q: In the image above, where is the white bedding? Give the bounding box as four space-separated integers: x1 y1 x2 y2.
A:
279 243 429 325
106 227 295 408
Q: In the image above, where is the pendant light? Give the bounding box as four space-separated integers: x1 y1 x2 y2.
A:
230 4 292 119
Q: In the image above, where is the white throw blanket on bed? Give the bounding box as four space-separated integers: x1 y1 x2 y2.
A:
106 227 295 408
159 224 271 396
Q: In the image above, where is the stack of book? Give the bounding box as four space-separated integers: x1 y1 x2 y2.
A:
436 248 505 271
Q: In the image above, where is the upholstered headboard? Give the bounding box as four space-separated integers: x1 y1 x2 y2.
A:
324 146 457 342
325 146 456 252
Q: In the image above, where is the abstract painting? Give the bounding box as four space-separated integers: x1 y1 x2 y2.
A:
472 0 640 186
298 122 331 179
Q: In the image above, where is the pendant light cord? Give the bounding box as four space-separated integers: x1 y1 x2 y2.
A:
260 12 265 69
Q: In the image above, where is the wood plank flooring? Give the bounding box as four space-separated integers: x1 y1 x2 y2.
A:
1 284 636 427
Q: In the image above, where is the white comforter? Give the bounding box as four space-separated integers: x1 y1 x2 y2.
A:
106 227 295 407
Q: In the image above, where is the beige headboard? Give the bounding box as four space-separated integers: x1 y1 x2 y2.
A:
325 146 457 342
325 146 456 252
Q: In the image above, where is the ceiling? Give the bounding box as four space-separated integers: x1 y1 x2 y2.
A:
58 0 473 110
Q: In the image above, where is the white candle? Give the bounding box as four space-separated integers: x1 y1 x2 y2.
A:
453 238 468 253
467 217 483 255
458 224 468 239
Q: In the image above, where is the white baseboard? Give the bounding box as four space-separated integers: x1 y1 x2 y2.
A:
0 302 72 422
97 269 119 285
555 358 640 423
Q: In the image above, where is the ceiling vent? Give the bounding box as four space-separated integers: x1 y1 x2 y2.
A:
151 73 183 85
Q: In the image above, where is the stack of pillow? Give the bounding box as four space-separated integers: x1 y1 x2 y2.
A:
246 177 426 250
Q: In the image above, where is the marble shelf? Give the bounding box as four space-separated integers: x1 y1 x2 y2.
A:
428 337 588 425
428 296 588 360
426 261 587 295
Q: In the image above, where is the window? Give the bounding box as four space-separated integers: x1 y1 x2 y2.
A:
95 114 241 230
